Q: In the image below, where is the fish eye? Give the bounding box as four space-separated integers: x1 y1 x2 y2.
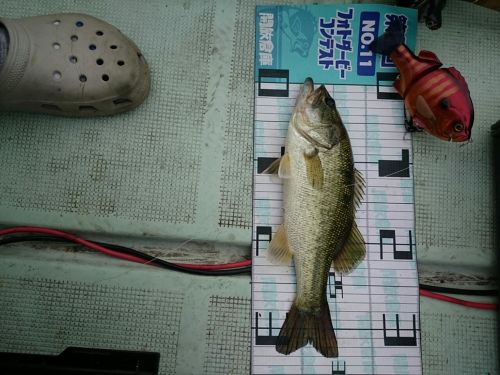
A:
325 97 336 107
453 123 464 132
440 98 449 109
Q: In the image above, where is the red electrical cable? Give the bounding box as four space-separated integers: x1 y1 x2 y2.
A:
0 226 251 271
420 288 498 310
0 226 148 265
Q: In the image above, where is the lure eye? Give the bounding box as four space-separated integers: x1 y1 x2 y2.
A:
325 97 336 107
453 123 464 132
440 98 449 109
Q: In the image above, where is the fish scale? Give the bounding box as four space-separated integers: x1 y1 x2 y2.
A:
285 124 355 308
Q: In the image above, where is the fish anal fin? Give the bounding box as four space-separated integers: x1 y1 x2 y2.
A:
276 300 338 358
262 154 291 178
267 224 293 265
354 169 365 208
333 222 366 274
305 153 323 189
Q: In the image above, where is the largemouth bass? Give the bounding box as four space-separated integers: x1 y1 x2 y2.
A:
263 78 366 358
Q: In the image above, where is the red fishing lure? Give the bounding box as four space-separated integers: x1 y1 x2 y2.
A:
372 21 474 142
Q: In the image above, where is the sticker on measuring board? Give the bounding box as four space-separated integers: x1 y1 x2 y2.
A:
253 4 421 375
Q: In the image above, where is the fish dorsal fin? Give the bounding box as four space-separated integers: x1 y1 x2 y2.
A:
262 154 292 178
354 168 365 208
445 67 468 87
267 224 294 265
418 50 442 64
332 221 366 274
304 153 324 189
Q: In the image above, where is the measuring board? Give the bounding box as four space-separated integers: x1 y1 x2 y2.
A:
251 5 421 375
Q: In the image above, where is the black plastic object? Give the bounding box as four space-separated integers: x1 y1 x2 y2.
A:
397 0 447 30
0 347 160 375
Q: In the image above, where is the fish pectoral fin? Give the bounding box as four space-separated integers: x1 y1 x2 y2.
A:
332 221 366 274
261 157 280 175
304 153 324 189
354 168 365 208
278 154 292 178
267 224 294 265
415 95 436 121
261 154 291 178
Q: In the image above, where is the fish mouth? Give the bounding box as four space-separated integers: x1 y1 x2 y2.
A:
442 132 470 143
299 77 315 98
298 77 332 105
293 78 335 150
447 127 471 142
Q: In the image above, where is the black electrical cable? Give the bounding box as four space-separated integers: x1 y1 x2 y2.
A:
7 236 496 288
0 236 251 276
419 283 497 296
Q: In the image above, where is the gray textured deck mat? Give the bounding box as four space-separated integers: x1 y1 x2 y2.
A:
0 0 498 374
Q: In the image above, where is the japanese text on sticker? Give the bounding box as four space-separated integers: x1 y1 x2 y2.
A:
259 13 274 66
318 8 354 79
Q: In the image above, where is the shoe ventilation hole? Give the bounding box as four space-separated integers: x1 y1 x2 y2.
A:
96 58 104 65
89 44 96 50
52 71 62 80
71 35 78 41
53 20 61 26
113 98 132 105
96 31 104 36
110 45 117 50
79 74 87 82
79 105 97 112
102 74 110 81
76 21 84 27
52 43 61 50
69 56 78 64
41 104 62 111
117 60 125 66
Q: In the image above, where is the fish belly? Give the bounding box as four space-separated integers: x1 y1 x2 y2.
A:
283 135 355 310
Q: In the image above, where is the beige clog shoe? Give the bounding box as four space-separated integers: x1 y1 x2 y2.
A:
0 13 150 116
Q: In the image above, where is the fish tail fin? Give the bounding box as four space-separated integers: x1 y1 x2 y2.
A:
276 300 338 358
370 18 405 55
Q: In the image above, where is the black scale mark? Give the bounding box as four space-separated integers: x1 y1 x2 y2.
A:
255 312 278 345
379 229 414 260
376 72 411 179
257 147 285 174
328 271 343 299
332 360 346 374
376 72 402 100
378 149 410 177
258 69 289 97
383 314 417 346
255 226 272 256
